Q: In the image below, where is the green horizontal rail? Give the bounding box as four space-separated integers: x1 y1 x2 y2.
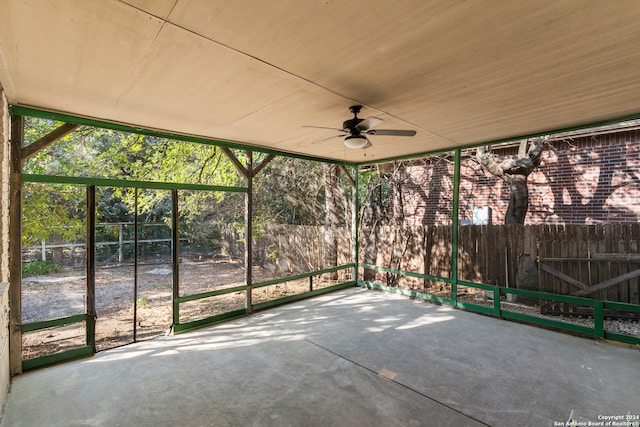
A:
252 282 356 311
500 287 597 306
175 281 357 334
252 264 355 289
22 314 87 333
14 103 640 167
603 301 640 313
455 301 496 316
358 281 455 306
178 285 247 303
173 309 248 334
23 173 247 193
458 280 498 292
604 331 640 345
361 267 640 345
501 311 595 336
22 345 93 372
359 264 452 284
11 105 355 167
361 110 640 165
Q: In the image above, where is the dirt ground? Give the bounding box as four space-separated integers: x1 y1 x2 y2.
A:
24 262 636 362
21 257 347 360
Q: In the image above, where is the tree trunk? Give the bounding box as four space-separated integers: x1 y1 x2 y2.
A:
51 232 64 265
477 138 547 225
505 177 529 224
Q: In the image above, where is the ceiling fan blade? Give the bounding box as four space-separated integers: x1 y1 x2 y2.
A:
366 129 417 137
311 134 346 144
356 116 383 131
303 125 346 132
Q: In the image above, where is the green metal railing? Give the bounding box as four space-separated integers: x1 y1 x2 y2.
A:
20 177 359 369
17 105 640 375
359 265 640 346
20 314 93 371
173 264 356 334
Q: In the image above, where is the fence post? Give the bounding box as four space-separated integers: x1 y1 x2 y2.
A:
41 241 46 262
118 224 124 264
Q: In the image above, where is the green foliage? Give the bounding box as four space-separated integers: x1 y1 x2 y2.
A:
22 182 85 247
22 117 247 250
20 117 354 258
136 296 149 308
22 260 61 277
254 157 327 225
359 167 391 210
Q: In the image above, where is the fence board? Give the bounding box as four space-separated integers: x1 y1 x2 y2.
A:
220 223 640 304
630 239 639 304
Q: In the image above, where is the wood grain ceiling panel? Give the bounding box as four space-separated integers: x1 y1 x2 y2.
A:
0 0 164 118
2 0 640 162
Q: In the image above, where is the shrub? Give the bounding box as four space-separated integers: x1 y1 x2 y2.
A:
22 260 61 277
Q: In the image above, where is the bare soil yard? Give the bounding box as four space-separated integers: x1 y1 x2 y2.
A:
22 256 345 359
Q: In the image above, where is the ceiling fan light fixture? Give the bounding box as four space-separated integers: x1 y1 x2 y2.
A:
344 135 368 149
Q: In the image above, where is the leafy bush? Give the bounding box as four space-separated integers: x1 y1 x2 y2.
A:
22 260 61 277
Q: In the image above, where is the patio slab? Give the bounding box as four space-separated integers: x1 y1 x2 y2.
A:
1 287 638 426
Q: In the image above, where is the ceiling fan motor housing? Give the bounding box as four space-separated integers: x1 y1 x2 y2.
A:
344 105 364 134
343 117 364 134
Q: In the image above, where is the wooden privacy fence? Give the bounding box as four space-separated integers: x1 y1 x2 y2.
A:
362 223 639 304
537 224 639 305
222 224 351 278
223 222 638 304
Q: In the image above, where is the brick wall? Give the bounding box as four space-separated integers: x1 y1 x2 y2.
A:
0 88 9 281
0 86 10 416
398 131 640 225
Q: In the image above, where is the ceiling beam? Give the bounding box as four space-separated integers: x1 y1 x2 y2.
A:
21 123 80 160
220 147 249 179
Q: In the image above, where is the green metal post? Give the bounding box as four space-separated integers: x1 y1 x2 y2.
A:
171 189 180 328
451 149 461 305
594 300 604 338
86 185 96 352
133 188 138 342
245 151 253 313
352 165 359 283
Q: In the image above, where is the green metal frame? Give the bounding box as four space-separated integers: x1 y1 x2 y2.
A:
22 173 247 193
16 104 640 372
252 264 355 289
21 314 90 371
14 104 640 167
356 144 640 346
173 264 356 333
21 314 87 333
450 148 461 305
20 174 250 370
252 282 356 312
357 112 640 165
22 346 94 372
359 271 640 345
10 105 355 167
359 263 452 284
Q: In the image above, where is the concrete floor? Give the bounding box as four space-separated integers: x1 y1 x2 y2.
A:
2 287 639 427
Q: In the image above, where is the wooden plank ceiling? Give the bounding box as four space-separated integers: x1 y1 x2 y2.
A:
1 0 640 163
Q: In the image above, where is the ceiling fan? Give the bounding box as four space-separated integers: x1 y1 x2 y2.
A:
304 105 417 149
